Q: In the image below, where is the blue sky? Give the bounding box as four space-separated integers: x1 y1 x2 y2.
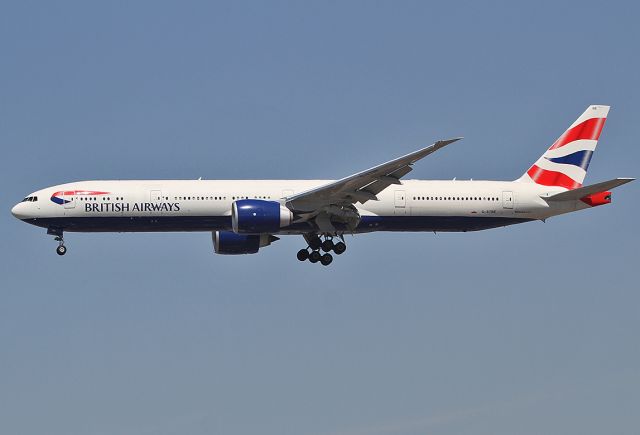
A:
1 1 638 434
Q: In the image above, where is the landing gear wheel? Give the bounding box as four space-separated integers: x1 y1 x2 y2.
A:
297 249 309 261
56 245 67 256
320 253 333 266
309 250 321 263
308 237 322 250
321 239 334 252
333 241 346 255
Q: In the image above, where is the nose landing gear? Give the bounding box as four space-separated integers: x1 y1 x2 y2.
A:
48 228 67 256
56 242 67 256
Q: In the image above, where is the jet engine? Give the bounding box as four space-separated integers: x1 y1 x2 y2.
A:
213 231 279 255
232 199 293 234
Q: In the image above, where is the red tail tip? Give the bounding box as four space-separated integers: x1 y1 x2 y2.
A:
580 191 612 207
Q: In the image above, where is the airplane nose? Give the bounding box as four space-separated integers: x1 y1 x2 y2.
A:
11 203 25 219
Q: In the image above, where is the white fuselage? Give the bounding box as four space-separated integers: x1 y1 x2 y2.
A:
11 179 586 234
10 106 625 260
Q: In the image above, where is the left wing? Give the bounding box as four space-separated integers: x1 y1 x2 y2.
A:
286 137 462 213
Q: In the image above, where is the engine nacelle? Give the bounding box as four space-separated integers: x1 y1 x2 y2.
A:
232 199 293 234
212 231 278 255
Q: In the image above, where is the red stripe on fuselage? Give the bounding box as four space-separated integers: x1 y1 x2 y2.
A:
52 190 110 197
548 117 606 150
527 165 582 190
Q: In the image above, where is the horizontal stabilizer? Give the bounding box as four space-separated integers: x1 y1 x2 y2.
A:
543 177 635 201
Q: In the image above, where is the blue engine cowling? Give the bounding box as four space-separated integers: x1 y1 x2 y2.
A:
232 199 293 234
213 231 279 255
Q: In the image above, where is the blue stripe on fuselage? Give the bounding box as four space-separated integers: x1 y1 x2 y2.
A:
21 215 534 233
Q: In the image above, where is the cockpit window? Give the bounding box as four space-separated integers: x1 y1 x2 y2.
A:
33 196 38 202
21 196 38 202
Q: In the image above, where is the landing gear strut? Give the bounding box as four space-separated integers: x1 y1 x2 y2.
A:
48 228 67 256
298 234 345 266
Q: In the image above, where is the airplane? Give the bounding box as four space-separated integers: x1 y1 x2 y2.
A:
10 105 634 265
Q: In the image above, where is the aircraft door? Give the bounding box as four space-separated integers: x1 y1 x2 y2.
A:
62 192 76 209
394 190 407 215
502 191 514 209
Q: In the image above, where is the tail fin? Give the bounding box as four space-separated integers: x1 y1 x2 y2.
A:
517 105 610 189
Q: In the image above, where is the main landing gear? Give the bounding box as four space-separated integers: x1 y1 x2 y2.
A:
297 234 346 266
48 228 67 256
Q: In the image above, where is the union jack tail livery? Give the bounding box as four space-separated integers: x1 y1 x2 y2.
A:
518 105 609 190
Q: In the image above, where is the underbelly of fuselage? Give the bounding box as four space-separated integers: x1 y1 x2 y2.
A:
21 215 534 234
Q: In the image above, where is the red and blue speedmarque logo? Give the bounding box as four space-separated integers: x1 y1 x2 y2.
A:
50 190 110 205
